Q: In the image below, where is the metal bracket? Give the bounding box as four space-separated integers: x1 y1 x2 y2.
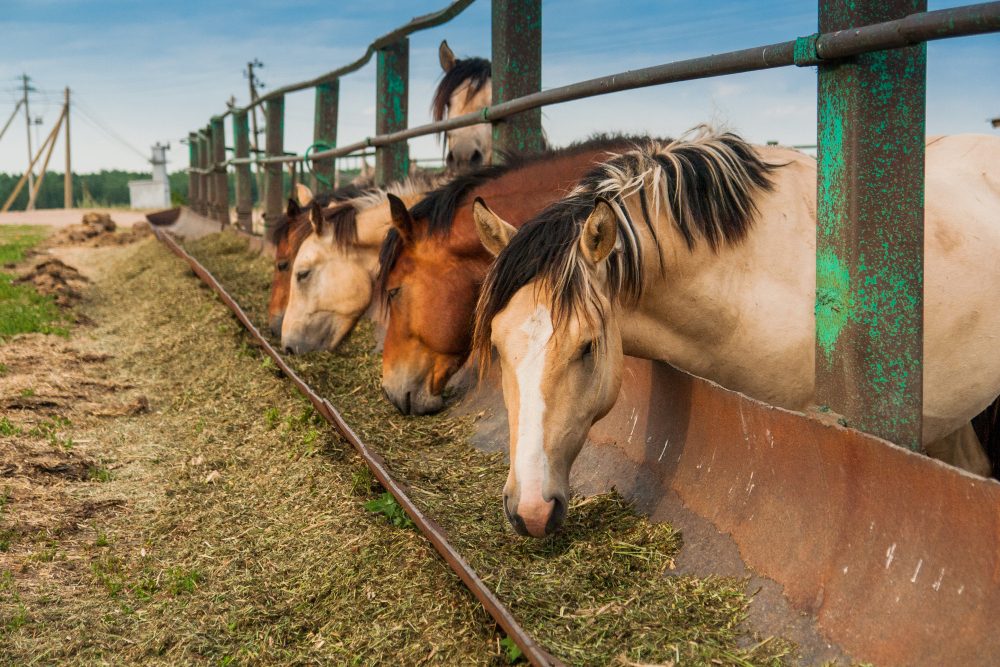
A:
794 33 823 66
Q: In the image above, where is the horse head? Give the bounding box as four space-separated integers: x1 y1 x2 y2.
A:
435 40 492 172
473 197 627 537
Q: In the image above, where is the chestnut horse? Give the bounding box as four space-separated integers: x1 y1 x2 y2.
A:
376 136 646 415
434 40 492 172
267 182 369 336
280 176 438 354
473 129 1000 537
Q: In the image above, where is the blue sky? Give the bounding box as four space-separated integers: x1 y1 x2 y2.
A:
0 0 997 173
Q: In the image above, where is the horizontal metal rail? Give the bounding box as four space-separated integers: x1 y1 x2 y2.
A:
222 0 475 119
152 228 562 667
206 2 1000 170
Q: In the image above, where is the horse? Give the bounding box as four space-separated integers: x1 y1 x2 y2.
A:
376 135 645 416
434 40 492 172
472 128 1000 538
280 175 442 354
267 182 370 337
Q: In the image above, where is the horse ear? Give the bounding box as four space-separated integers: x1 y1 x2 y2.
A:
439 40 457 72
579 198 618 264
309 202 326 236
295 183 314 207
286 197 301 218
473 197 516 257
387 193 414 241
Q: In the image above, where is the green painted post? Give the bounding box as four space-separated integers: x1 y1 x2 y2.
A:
313 80 339 191
815 0 927 449
200 127 213 218
211 115 229 227
188 131 199 211
233 110 253 232
264 97 285 241
375 39 409 186
491 0 544 161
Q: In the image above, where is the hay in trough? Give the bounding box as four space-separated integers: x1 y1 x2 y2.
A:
182 230 797 666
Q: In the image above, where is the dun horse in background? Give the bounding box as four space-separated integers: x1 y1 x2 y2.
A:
472 129 1000 537
267 183 369 337
434 40 492 172
280 176 440 354
377 136 644 416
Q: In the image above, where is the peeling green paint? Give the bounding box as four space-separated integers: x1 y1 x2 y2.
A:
491 0 544 161
815 248 851 363
375 40 409 185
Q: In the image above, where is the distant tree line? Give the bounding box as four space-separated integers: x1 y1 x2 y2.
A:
0 169 365 210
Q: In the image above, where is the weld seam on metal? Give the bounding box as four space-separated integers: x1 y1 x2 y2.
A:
152 228 562 667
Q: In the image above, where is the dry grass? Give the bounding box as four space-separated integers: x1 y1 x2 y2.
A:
182 230 796 666
1 238 503 664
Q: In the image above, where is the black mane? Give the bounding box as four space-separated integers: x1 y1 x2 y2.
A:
432 57 492 122
374 134 650 312
472 131 777 367
269 183 369 245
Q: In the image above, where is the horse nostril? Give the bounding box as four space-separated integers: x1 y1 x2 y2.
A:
545 496 567 536
446 150 455 166
404 391 412 415
470 149 483 167
284 346 294 355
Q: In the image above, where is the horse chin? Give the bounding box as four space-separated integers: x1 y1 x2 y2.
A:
382 383 445 416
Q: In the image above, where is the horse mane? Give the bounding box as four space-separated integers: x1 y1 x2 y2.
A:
270 182 370 245
472 127 778 369
432 56 491 122
373 134 647 315
300 172 448 251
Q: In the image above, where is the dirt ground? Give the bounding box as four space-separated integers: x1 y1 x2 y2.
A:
0 234 504 664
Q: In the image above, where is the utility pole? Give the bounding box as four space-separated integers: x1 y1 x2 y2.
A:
245 59 264 196
64 87 72 208
21 74 35 196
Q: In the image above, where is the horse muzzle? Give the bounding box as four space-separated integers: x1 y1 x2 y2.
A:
504 493 566 538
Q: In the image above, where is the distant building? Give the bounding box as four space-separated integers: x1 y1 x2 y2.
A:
128 143 170 209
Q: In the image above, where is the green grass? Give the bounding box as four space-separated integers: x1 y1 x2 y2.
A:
0 225 68 339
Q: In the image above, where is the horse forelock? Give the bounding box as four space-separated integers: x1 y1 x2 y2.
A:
432 57 492 121
473 127 777 371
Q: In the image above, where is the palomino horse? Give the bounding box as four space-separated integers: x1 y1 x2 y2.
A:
280 176 440 354
267 182 369 337
377 136 645 415
434 40 491 172
473 129 1000 537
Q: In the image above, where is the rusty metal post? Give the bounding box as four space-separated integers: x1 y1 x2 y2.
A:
313 80 339 191
814 0 927 449
375 39 409 186
264 96 285 241
199 129 211 217
211 115 229 227
491 0 544 160
188 131 199 212
233 110 253 232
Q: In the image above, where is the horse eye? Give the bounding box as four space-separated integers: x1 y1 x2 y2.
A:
277 260 290 272
578 340 593 359
296 269 311 282
387 287 401 301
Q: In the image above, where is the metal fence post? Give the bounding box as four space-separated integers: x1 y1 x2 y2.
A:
815 0 927 449
264 96 285 241
233 110 253 232
491 0 544 160
313 80 339 191
375 39 409 185
211 115 229 227
199 128 212 217
188 131 199 210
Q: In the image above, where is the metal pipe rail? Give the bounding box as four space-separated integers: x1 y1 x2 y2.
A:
205 2 1000 169
221 0 476 119
152 228 563 667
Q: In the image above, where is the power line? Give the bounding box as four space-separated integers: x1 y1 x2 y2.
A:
70 96 150 163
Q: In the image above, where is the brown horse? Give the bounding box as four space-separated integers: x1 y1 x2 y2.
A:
267 183 370 337
377 136 646 415
434 40 492 172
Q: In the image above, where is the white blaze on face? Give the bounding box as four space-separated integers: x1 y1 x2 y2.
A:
513 305 554 501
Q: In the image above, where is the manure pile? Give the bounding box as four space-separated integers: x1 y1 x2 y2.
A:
180 231 794 666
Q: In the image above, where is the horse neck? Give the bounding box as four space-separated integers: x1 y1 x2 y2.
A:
616 148 818 408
